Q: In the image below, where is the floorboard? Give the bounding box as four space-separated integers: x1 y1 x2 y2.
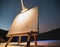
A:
0 40 60 47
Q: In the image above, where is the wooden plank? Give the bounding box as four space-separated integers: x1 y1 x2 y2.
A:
5 36 13 47
18 36 21 45
34 34 37 46
6 33 28 37
26 34 31 47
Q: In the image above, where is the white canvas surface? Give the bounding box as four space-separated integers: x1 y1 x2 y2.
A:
7 7 38 36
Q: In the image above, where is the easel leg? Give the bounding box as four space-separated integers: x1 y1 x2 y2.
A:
34 34 37 47
18 36 21 45
5 36 13 47
26 35 30 47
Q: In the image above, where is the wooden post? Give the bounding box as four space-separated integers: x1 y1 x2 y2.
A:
34 34 37 47
5 36 13 47
26 34 30 47
18 36 21 45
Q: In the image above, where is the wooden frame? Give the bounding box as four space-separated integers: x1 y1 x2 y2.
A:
5 32 38 47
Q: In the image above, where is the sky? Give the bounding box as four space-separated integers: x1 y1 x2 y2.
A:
0 0 60 33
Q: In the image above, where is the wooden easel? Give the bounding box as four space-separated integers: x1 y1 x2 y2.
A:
5 32 38 47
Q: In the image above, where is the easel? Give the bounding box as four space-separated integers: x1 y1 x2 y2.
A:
5 31 38 47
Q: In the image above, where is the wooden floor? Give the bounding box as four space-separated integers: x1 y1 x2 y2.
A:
0 40 60 47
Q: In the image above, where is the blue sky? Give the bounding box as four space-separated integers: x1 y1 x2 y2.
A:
0 0 60 33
